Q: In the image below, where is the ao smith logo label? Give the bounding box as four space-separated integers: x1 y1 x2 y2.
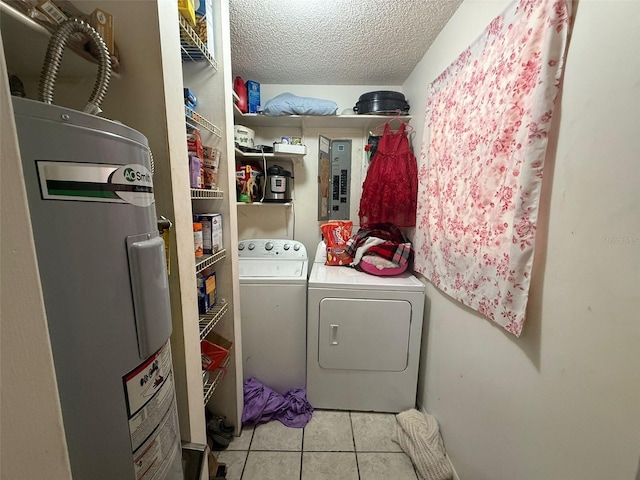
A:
36 161 154 207
124 167 152 183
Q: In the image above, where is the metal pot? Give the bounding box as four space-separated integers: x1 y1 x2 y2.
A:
259 165 292 203
353 90 410 115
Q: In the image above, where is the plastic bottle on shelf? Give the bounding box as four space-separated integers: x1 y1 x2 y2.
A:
234 76 248 113
193 222 203 257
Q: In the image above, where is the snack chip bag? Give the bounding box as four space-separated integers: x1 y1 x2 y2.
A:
320 221 353 266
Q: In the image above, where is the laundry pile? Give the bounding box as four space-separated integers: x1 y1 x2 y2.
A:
345 222 413 276
242 377 313 428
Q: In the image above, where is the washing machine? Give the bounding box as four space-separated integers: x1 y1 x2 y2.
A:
307 242 425 412
238 239 308 394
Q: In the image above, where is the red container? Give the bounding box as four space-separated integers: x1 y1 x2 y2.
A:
201 333 232 371
234 76 248 113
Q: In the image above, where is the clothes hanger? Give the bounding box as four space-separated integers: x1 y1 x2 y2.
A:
373 110 413 135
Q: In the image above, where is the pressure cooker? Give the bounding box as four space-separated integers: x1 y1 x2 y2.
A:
259 165 292 203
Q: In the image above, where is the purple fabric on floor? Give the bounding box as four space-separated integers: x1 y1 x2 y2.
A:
242 378 313 428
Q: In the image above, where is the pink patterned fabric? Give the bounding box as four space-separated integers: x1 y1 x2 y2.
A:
413 0 571 336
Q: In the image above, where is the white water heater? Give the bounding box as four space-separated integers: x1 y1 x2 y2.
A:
12 96 183 480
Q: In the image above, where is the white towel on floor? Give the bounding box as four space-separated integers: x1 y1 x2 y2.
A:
393 409 452 480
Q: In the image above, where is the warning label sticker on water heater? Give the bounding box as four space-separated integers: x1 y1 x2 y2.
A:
124 341 181 480
36 161 154 207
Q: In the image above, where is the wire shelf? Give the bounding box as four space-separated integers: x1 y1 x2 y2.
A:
234 147 305 161
191 188 224 199
195 249 226 274
185 106 222 138
203 350 231 404
179 16 218 70
199 300 228 340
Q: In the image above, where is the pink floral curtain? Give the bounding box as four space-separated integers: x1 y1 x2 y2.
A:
413 0 571 336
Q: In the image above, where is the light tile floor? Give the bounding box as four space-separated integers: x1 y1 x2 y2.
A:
216 410 418 480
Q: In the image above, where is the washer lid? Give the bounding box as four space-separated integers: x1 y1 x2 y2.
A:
309 262 425 292
239 259 308 279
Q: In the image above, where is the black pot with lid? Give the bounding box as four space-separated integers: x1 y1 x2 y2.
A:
353 90 410 115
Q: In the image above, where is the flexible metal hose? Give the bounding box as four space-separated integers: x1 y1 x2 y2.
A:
38 18 111 115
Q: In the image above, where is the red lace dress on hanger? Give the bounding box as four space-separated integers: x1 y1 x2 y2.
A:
359 122 418 227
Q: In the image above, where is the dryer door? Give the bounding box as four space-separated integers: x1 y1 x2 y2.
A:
318 298 411 372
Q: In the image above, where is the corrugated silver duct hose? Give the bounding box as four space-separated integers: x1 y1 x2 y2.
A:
38 18 111 115
35 20 156 174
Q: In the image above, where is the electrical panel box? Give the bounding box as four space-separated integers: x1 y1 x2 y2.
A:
318 136 352 221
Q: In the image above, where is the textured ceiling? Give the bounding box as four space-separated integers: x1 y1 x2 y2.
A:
230 0 463 85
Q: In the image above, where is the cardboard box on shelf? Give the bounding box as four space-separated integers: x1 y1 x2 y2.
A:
187 128 204 160
194 213 222 254
200 332 233 371
236 165 261 202
202 147 220 189
194 0 215 53
189 154 202 189
86 8 114 56
197 270 216 314
246 80 260 113
200 332 232 371
178 0 196 26
208 332 232 352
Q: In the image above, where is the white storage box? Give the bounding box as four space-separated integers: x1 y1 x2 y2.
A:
273 143 306 155
234 125 255 149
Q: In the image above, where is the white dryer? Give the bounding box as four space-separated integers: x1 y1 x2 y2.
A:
239 239 308 394
307 242 425 412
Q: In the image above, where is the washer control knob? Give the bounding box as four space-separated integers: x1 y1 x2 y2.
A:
265 242 274 251
248 243 255 250
293 244 301 251
238 243 245 251
283 244 290 250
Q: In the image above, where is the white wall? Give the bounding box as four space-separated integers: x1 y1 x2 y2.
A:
403 1 640 479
